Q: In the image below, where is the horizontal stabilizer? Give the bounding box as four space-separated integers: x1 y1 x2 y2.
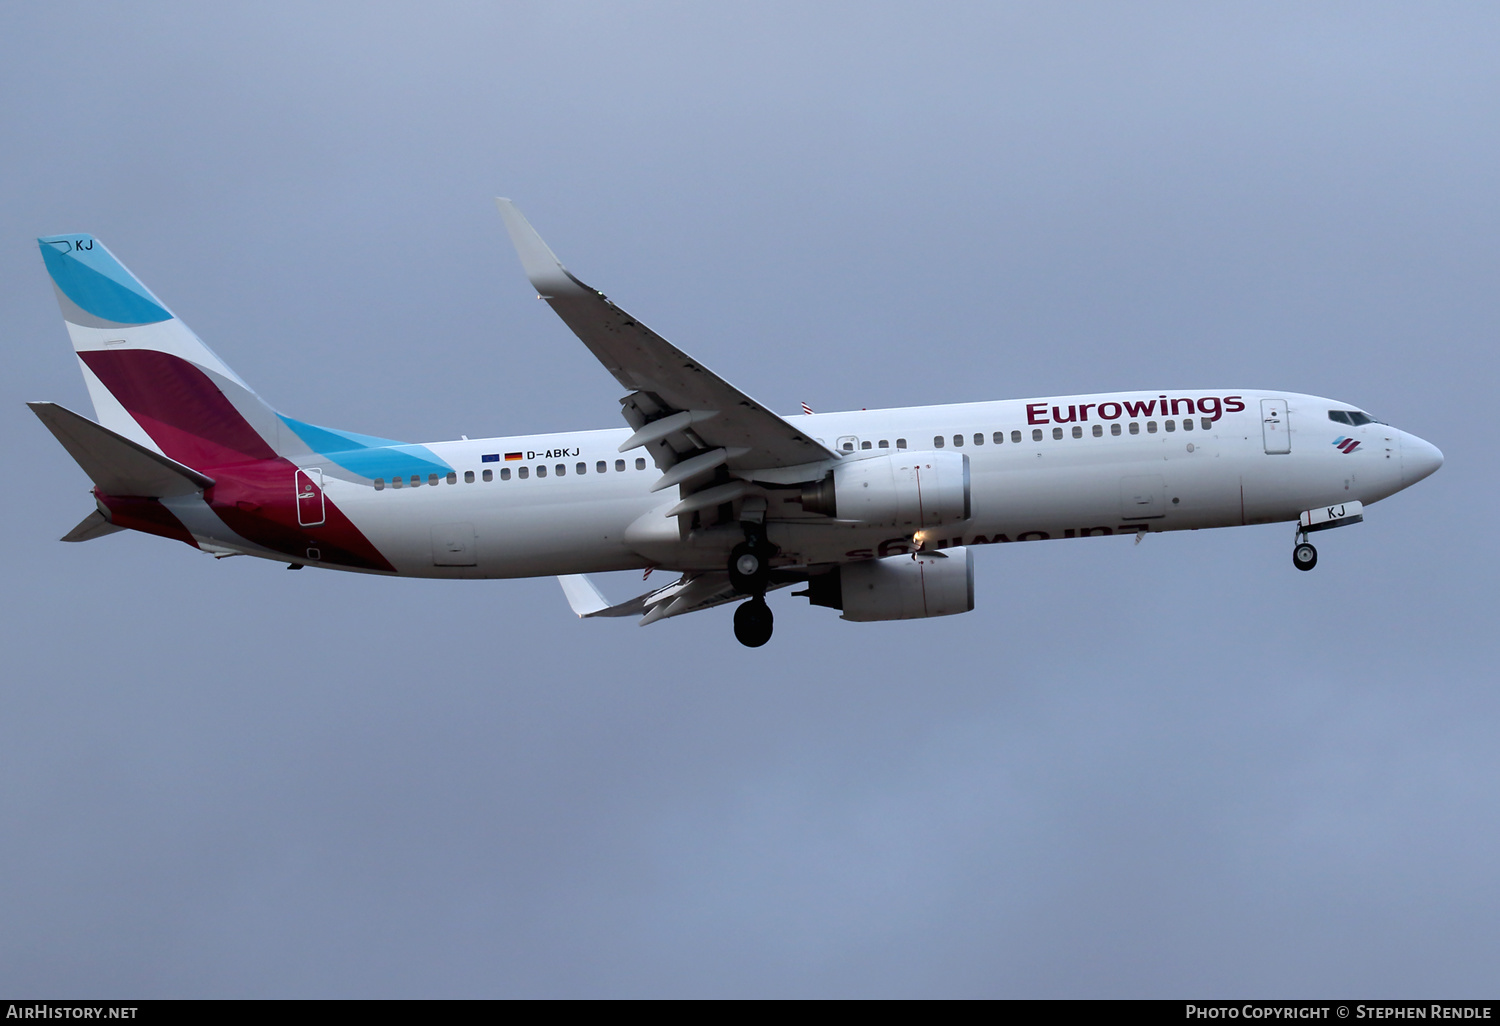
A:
61 509 125 543
29 401 215 497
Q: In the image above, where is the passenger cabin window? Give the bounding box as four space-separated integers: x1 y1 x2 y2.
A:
1111 423 1122 436
635 458 646 470
482 469 493 482
842 441 854 452
993 432 1004 444
427 473 439 486
464 471 475 483
1129 422 1140 434
1052 427 1063 440
1200 418 1212 430
1165 420 1176 432
446 472 457 484
1032 429 1043 442
497 468 507 480
1072 426 1082 439
878 440 889 449
537 465 547 478
861 441 872 450
556 464 566 476
896 438 907 449
953 434 963 447
1092 424 1103 437
615 459 626 472
1147 421 1158 433
1182 419 1193 431
1011 430 1022 443
973 433 984 446
374 478 385 490
597 461 607 473
934 435 945 448
392 477 402 488
518 467 529 479
577 462 587 475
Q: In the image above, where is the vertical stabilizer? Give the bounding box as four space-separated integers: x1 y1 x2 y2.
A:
38 235 289 469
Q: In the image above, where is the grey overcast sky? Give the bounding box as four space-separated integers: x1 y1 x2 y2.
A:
2 2 1496 998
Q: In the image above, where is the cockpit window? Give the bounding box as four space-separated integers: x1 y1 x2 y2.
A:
1330 409 1384 426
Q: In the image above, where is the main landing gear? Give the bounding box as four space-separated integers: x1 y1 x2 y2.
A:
729 520 776 647
734 596 774 648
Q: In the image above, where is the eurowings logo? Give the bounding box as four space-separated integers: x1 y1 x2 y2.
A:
1333 436 1361 454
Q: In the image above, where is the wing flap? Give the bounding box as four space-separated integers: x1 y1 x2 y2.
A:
559 571 793 627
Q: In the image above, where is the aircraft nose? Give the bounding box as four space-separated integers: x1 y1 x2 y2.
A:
1402 433 1444 486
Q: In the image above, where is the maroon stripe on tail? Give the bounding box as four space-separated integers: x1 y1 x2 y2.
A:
78 350 275 468
206 458 397 572
95 492 198 548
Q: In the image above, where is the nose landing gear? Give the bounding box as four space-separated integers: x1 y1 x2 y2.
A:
1293 540 1318 571
1291 501 1363 572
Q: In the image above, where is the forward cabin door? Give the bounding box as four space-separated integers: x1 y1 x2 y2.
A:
1261 399 1290 454
295 468 325 526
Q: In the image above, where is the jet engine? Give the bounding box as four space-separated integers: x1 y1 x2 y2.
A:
799 451 970 528
804 548 975 621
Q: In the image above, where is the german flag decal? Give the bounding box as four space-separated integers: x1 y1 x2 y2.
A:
505 452 523 461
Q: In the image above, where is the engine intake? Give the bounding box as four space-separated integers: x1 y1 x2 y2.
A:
799 451 970 528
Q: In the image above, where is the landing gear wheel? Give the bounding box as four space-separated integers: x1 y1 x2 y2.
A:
733 597 774 648
1293 542 1318 572
728 541 769 595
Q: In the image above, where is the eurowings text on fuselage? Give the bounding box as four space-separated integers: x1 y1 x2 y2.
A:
30 203 1444 647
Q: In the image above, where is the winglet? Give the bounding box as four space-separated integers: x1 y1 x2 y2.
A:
496 198 581 298
557 574 612 617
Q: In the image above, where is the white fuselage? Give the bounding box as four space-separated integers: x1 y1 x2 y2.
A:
288 389 1439 578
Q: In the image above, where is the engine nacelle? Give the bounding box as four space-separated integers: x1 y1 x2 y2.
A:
799 451 970 529
806 548 976 622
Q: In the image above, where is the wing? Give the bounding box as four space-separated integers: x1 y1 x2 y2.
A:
495 200 839 502
557 572 793 626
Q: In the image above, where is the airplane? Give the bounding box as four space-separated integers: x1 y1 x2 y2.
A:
30 200 1444 648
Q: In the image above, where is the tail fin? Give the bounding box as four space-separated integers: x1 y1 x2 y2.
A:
39 235 290 470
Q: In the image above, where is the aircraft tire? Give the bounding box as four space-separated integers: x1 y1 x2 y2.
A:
733 597 774 647
1293 542 1318 571
728 542 768 595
